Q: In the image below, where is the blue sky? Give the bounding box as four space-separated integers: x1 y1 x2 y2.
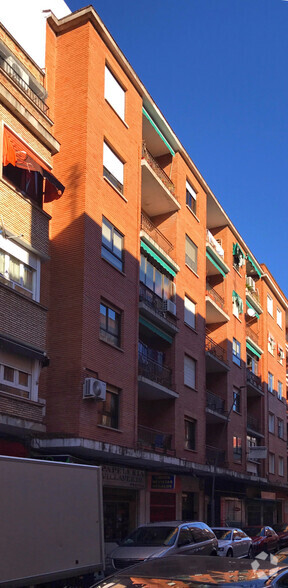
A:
68 0 288 295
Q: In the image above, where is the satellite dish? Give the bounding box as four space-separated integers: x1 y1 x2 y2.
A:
247 308 256 317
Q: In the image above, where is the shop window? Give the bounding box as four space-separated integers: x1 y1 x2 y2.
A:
102 217 124 271
184 418 196 450
100 301 121 347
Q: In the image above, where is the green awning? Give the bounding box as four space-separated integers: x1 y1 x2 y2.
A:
246 300 260 319
246 341 262 359
233 243 245 258
206 251 226 278
232 290 243 314
143 107 175 156
246 254 262 278
140 240 176 277
139 316 173 343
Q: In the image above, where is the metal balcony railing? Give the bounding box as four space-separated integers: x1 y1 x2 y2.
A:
247 415 261 433
139 283 177 327
206 390 227 416
246 368 262 392
205 334 227 364
138 425 174 454
138 351 172 389
141 213 174 255
142 142 176 197
206 283 225 310
206 445 226 467
0 56 49 114
246 325 259 345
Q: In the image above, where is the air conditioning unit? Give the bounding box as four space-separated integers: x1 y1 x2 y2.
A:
83 378 106 400
246 276 256 291
162 299 176 316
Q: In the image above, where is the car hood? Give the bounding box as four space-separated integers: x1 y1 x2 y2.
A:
109 545 171 560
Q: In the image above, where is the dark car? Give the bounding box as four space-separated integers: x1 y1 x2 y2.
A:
105 521 217 574
90 554 288 587
242 526 279 556
273 524 288 549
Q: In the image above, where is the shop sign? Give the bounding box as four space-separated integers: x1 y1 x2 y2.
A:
102 465 145 488
151 474 175 490
261 491 276 500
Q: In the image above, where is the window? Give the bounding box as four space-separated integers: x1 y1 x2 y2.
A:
185 235 198 273
268 333 275 355
102 217 124 271
268 372 274 394
0 350 40 400
233 243 245 269
277 308 282 328
184 355 196 389
267 294 273 316
103 142 124 194
233 436 242 462
184 418 196 450
99 386 119 429
100 302 121 347
184 296 196 329
277 380 283 400
0 235 39 301
279 456 284 477
233 388 241 413
232 338 241 366
268 413 275 434
278 418 284 439
186 181 197 214
247 352 258 375
277 345 284 365
232 291 243 318
104 65 125 120
140 254 175 301
269 452 275 474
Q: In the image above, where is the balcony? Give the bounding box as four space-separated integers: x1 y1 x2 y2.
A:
141 142 180 216
206 445 226 467
246 326 259 346
245 281 263 316
206 231 230 277
0 55 49 114
141 213 174 256
139 283 178 336
247 415 263 437
206 390 228 424
246 368 263 397
137 425 174 455
206 284 230 324
205 334 229 372
138 352 177 400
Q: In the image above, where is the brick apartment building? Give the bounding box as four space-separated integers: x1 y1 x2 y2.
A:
0 4 288 550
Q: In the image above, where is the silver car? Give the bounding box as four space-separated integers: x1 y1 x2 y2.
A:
212 527 252 558
105 521 218 574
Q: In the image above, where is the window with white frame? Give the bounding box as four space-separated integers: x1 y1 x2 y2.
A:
268 413 275 434
277 344 284 365
0 350 40 401
267 294 273 316
277 380 283 400
184 355 196 389
0 235 40 301
269 452 275 474
103 142 124 194
104 65 125 120
268 372 274 394
184 296 196 329
278 418 284 439
279 456 284 477
277 308 282 328
186 181 197 214
185 235 197 273
232 338 241 366
268 333 275 355
102 217 124 271
232 291 243 318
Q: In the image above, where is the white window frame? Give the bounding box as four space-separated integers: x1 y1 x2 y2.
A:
279 456 284 477
185 235 198 273
267 294 273 317
268 333 275 355
184 295 196 329
103 142 124 193
277 308 282 328
0 350 41 401
269 452 275 474
268 372 274 394
0 235 40 301
277 380 283 400
184 355 196 389
101 217 124 271
268 413 275 434
104 65 125 121
186 180 197 214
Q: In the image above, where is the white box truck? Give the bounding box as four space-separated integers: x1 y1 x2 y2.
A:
0 455 105 587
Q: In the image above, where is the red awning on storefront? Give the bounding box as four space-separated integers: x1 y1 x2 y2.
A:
3 127 65 202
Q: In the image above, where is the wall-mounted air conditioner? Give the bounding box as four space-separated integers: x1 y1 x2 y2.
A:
83 378 106 400
246 276 256 291
162 299 176 316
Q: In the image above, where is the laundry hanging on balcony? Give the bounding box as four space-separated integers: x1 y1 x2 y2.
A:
3 127 65 202
233 243 245 267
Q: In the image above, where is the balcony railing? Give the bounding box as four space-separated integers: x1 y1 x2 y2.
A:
246 325 259 345
206 390 227 416
247 415 261 433
142 142 176 197
246 368 262 392
205 334 227 364
206 445 226 467
138 425 174 454
206 283 225 310
0 56 49 114
141 213 174 255
206 230 224 258
139 283 177 327
138 351 172 389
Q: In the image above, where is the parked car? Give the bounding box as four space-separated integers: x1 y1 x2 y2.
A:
90 554 288 587
212 527 252 558
105 521 217 574
273 524 288 549
242 525 279 555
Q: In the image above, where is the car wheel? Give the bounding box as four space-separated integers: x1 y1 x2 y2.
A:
226 549 233 557
247 546 253 559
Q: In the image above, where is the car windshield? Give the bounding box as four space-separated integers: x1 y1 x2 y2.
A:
120 526 178 547
213 529 232 541
243 527 262 537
